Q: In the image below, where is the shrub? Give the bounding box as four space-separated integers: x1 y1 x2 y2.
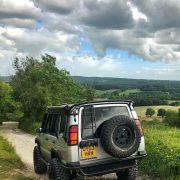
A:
18 118 41 135
169 101 180 106
157 108 166 117
0 81 23 122
163 109 180 128
145 108 155 117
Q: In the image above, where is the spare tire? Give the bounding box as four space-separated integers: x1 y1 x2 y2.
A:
100 115 141 158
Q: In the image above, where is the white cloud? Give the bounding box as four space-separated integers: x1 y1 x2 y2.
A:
35 0 78 14
1 27 79 56
55 55 123 77
0 0 42 19
0 0 180 80
127 1 147 22
0 18 35 29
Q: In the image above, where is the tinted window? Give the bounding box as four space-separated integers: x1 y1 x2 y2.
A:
82 106 129 139
59 114 66 134
43 114 60 136
41 113 48 130
44 114 53 133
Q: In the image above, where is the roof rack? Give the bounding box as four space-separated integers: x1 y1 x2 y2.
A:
70 99 133 110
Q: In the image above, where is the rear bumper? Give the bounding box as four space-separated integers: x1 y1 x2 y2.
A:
65 153 147 176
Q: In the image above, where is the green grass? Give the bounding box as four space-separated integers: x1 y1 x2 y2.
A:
119 88 141 95
95 89 119 96
135 105 180 119
0 134 34 179
95 88 141 98
167 100 180 103
140 121 180 179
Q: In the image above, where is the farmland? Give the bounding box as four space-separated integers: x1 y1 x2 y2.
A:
135 105 180 119
74 76 180 106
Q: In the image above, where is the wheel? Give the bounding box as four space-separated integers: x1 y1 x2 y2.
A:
49 158 71 180
116 166 138 180
33 146 47 174
100 115 141 158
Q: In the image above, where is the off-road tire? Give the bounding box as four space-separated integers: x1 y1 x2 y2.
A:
33 146 47 174
100 115 141 158
49 158 71 180
116 166 138 180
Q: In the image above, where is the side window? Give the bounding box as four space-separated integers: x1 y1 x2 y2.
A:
53 114 61 136
59 114 66 135
48 114 57 135
43 114 53 133
41 113 48 130
48 114 61 136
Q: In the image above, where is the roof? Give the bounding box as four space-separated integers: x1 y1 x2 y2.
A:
47 100 133 113
72 100 133 107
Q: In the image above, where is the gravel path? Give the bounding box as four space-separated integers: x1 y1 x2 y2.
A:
0 122 47 180
0 122 149 180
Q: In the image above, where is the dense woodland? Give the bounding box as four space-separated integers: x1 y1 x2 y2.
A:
73 76 180 106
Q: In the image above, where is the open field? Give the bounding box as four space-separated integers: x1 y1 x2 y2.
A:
119 89 141 95
140 121 180 179
0 134 34 180
135 105 180 119
95 88 141 96
95 89 119 96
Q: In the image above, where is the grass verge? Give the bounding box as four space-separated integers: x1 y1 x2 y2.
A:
0 134 34 179
139 120 180 179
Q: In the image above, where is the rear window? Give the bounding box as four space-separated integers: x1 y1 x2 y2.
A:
81 106 129 140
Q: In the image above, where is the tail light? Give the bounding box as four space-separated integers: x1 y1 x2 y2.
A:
135 120 144 136
69 125 78 145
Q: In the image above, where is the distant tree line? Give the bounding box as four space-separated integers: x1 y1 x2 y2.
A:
74 76 180 92
74 76 180 106
96 89 180 106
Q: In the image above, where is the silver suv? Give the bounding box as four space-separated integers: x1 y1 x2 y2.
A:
33 100 146 180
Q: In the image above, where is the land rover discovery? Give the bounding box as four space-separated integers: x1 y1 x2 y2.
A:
33 100 146 179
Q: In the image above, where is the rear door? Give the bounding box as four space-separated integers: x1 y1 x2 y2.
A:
79 104 132 164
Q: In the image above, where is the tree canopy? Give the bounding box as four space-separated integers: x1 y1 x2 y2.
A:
11 54 94 121
0 81 22 123
157 108 166 118
145 108 155 117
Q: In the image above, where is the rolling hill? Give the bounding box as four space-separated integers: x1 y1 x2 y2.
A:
72 76 180 90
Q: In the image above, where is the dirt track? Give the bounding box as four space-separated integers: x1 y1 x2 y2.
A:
0 122 47 180
0 122 148 180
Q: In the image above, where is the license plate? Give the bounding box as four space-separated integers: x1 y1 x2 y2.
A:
81 146 96 159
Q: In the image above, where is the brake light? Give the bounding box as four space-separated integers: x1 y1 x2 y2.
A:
69 125 78 145
135 120 144 136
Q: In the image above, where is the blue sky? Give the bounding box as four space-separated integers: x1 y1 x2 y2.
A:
0 0 180 80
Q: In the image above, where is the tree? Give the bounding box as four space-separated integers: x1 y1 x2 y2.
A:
0 81 23 123
11 54 94 121
157 108 166 118
83 85 95 101
145 108 155 117
163 110 180 127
